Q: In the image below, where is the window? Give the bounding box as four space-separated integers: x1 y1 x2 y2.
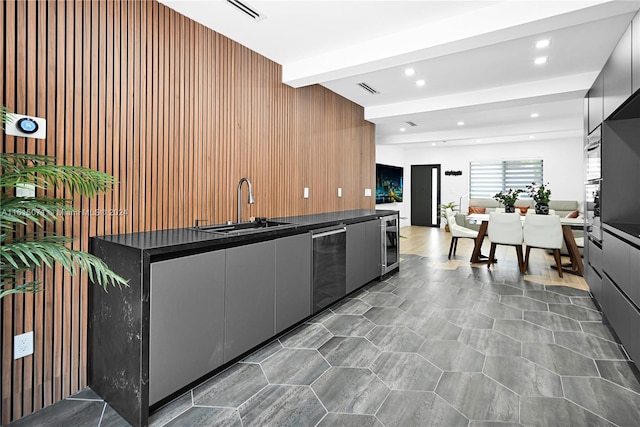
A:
469 159 543 198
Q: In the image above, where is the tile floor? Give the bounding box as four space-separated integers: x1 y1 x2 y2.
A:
10 253 640 427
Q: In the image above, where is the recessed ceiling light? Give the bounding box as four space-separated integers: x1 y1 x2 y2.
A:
529 135 535 139
400 127 406 132
534 56 548 65
530 113 539 118
476 139 481 143
457 121 464 126
416 79 426 87
405 68 415 76
535 39 551 49
431 142 437 146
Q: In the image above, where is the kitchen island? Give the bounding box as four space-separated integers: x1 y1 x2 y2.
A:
88 209 398 427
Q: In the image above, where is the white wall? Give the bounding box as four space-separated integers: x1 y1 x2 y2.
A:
376 137 584 224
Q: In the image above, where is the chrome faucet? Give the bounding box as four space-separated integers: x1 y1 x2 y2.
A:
237 177 255 223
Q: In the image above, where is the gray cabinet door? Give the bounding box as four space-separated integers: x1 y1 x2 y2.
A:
603 24 632 120
225 240 276 362
364 219 382 282
633 12 640 94
347 222 367 293
149 250 226 405
588 72 603 134
276 233 312 333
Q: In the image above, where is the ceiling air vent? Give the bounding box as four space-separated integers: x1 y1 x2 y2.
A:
406 121 418 127
226 0 266 22
357 82 380 95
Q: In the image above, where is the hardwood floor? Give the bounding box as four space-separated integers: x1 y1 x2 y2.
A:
399 226 589 291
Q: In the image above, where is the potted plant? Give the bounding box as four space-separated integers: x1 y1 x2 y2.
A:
1 105 127 298
493 188 522 213
526 182 551 214
439 201 458 232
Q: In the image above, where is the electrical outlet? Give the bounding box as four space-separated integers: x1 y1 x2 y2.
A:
303 187 309 199
16 183 36 198
338 188 342 198
364 188 372 197
14 331 34 359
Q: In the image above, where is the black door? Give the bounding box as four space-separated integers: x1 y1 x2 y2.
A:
411 164 441 227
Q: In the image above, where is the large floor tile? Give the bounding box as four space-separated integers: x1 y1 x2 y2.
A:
595 360 640 394
562 377 640 426
192 363 268 407
405 315 462 340
366 326 425 352
363 307 410 326
522 311 582 332
239 385 326 427
311 367 390 414
8 400 106 427
322 314 376 337
520 397 614 427
458 329 521 357
164 407 241 427
316 413 383 427
418 340 485 372
543 286 591 297
493 319 554 343
499 295 549 312
553 331 627 360
376 390 468 427
483 356 562 397
580 322 620 343
392 287 435 301
318 336 381 368
149 392 192 427
361 292 405 307
364 280 398 293
522 343 598 376
548 303 602 321
456 288 501 304
260 348 329 385
370 352 442 391
279 323 333 349
523 289 572 304
443 309 495 329
473 302 523 320
435 372 519 422
331 298 372 315
242 339 282 363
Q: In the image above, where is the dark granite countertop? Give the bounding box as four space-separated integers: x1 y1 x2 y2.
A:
91 209 398 259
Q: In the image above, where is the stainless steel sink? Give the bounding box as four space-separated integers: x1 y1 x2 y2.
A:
189 220 292 235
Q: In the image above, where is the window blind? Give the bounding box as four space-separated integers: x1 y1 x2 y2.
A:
469 159 543 198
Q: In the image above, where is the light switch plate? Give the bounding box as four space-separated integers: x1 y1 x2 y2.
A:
338 188 342 198
303 187 309 199
4 113 47 139
14 331 34 359
16 183 36 198
364 188 372 197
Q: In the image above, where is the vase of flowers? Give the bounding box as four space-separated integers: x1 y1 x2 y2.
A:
527 182 551 214
493 189 522 213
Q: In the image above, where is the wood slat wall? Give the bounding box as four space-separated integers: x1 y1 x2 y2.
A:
0 0 375 423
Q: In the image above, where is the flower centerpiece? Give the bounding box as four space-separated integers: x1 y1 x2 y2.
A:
493 188 522 213
526 182 551 214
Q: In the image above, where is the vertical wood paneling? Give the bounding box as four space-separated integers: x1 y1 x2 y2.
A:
1 0 375 423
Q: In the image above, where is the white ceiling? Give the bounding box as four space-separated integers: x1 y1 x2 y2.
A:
159 0 639 148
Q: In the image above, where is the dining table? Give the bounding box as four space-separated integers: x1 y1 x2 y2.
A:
466 213 585 276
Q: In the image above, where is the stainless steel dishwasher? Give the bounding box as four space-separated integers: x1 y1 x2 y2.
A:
311 225 347 313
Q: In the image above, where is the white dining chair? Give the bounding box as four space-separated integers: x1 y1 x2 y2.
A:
523 214 564 277
446 208 478 259
487 212 525 272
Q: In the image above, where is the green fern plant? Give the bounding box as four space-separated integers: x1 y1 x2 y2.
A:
1 106 128 298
